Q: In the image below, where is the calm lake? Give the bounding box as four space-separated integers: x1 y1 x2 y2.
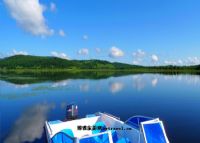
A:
1 74 200 143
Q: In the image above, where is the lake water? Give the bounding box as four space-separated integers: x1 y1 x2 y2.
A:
1 74 200 143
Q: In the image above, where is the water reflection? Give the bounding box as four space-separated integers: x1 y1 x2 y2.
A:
1 74 199 99
164 75 200 85
0 80 30 89
14 84 30 88
132 75 146 91
60 102 67 109
79 83 89 92
151 77 158 87
51 79 71 88
109 81 124 93
4 103 54 143
1 73 200 143
184 75 200 85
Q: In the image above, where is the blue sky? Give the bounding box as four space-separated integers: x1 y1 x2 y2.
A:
0 0 200 65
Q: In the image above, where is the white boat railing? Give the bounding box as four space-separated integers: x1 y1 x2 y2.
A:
45 121 53 135
102 112 120 120
78 130 113 143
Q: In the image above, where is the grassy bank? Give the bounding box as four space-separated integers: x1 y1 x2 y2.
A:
0 67 200 74
0 55 199 78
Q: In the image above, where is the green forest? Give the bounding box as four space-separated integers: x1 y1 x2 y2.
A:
0 55 199 73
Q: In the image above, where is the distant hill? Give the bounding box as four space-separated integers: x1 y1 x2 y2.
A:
0 55 199 72
0 55 141 69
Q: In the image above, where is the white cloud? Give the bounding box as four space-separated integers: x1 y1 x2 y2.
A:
164 58 200 66
0 53 5 58
83 35 88 40
51 51 70 60
164 60 176 65
78 48 89 55
109 46 124 58
58 29 65 37
4 0 54 36
95 48 101 53
133 49 145 58
50 2 56 12
187 57 200 65
109 81 124 93
132 49 146 65
133 60 139 65
164 59 185 65
12 49 28 56
177 59 183 65
151 54 159 63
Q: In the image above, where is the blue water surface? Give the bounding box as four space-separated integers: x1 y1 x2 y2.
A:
0 74 200 143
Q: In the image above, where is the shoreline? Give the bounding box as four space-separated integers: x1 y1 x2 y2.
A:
0 68 200 74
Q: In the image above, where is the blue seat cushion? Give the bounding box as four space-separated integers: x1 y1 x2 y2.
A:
92 121 106 134
80 133 110 143
86 114 97 118
51 129 74 143
49 120 62 125
111 131 118 143
61 129 74 137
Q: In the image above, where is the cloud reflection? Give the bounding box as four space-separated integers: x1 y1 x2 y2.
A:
184 75 200 85
3 81 30 89
151 77 158 87
51 79 71 88
4 103 53 143
79 83 89 92
164 75 200 85
109 81 124 93
132 75 145 91
14 84 29 88
60 102 67 109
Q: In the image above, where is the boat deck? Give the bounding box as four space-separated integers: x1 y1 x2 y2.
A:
45 112 169 143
